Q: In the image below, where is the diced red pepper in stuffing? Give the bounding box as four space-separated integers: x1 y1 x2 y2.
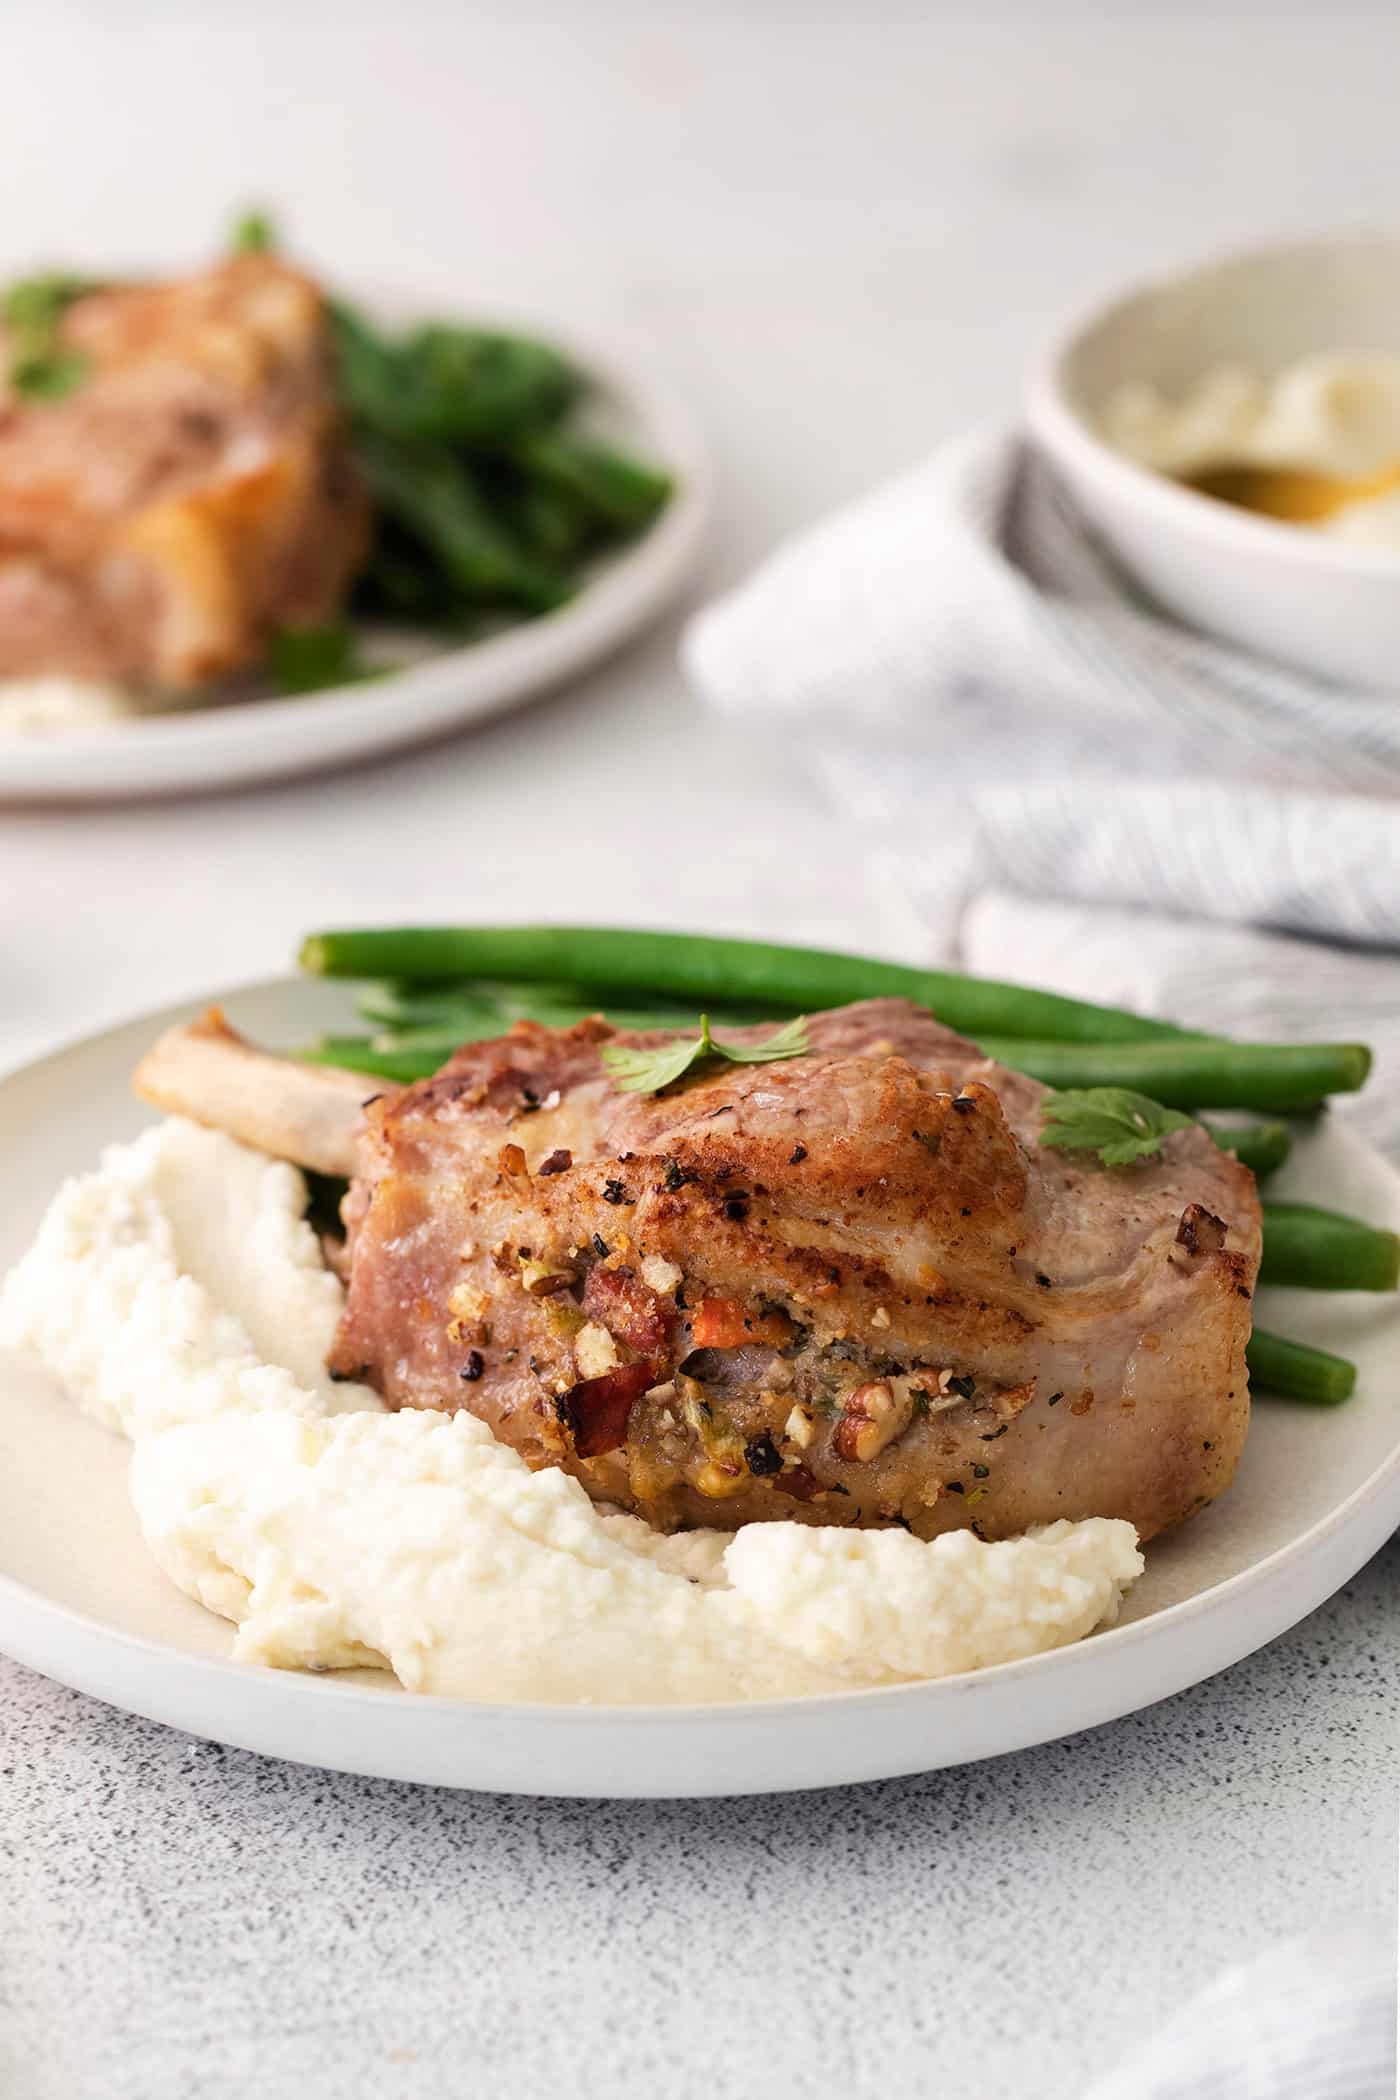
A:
690 1297 793 1350
556 1360 654 1458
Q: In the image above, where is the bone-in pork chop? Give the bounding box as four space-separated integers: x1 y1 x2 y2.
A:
0 255 369 690
318 999 1261 1540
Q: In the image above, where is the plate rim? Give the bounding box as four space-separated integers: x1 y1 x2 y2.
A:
2 973 1399 1784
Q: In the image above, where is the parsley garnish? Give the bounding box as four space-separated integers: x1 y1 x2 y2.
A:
11 348 88 401
268 623 382 695
231 210 277 255
600 1013 810 1095
1039 1087 1195 1168
3 275 96 402
4 276 93 338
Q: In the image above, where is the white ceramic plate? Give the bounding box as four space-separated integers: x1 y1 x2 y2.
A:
0 322 710 803
2 978 1398 1797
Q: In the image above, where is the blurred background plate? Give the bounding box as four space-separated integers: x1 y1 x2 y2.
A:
1 978 1398 1797
0 315 710 804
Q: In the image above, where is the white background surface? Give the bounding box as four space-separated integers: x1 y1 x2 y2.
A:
2 6 1397 2097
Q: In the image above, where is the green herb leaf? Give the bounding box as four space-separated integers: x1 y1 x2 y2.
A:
1039 1086 1195 1167
231 210 277 255
601 1013 810 1095
3 274 97 402
707 1014 811 1064
11 348 88 401
268 623 382 695
601 1017 716 1094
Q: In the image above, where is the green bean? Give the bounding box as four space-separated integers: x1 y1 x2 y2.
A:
513 433 673 533
355 981 553 1030
976 1037 1370 1111
365 1022 509 1057
354 433 570 614
297 926 1193 1043
1203 1121 1292 1177
369 1002 780 1059
355 975 780 1032
1246 1328 1357 1405
403 325 580 444
301 1037 439 1085
491 471 595 567
354 981 530 1029
331 306 579 448
328 303 409 436
349 523 483 627
308 994 768 1080
362 981 692 1028
1259 1202 1400 1291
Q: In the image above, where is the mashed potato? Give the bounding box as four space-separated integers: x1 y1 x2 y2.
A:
0 677 143 736
0 1120 1143 1705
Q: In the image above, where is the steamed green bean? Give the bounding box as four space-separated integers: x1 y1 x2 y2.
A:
976 1036 1369 1112
1258 1201 1400 1292
299 926 1194 1043
1246 1329 1357 1405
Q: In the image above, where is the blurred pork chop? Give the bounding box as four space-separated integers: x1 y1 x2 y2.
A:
0 255 369 691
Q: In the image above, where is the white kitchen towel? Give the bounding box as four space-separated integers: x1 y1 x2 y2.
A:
682 426 1400 1145
1082 1923 1396 2100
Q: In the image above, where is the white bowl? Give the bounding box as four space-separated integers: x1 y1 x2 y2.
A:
1026 232 1400 688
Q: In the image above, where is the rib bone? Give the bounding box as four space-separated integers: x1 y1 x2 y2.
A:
132 1007 369 1176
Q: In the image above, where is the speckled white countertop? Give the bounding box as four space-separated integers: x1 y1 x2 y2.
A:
1 5 1398 2094
5 1544 1395 2100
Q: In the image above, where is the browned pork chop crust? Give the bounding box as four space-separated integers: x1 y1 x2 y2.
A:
330 999 1262 1541
0 255 369 690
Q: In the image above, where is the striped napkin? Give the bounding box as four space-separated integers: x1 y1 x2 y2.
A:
683 427 1400 1151
687 444 1399 2096
1084 1923 1395 2100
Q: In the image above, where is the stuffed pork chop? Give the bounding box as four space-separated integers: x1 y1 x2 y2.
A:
136 998 1262 1543
0 255 369 691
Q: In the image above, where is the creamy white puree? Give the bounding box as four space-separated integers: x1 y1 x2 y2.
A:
0 677 143 736
0 1119 1143 1705
1100 352 1400 546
